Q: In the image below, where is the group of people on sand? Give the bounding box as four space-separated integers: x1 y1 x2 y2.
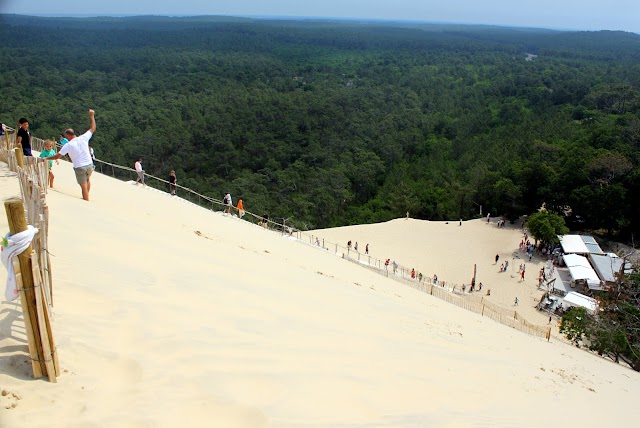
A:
7 109 98 201
347 241 369 255
487 213 507 228
222 192 245 220
382 257 442 286
498 259 510 273
462 281 483 294
133 158 178 197
37 109 97 201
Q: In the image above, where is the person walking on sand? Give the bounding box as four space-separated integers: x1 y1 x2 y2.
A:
520 268 525 281
365 243 369 255
16 118 32 156
39 139 58 184
39 139 59 188
41 109 97 201
223 192 232 215
168 170 177 195
355 242 358 252
495 254 499 264
393 260 398 274
487 213 491 223
514 297 519 306
236 198 245 219
135 158 145 185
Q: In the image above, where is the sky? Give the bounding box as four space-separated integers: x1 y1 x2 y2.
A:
1 0 639 33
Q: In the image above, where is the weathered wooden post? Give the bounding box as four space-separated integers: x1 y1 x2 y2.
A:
471 263 477 291
14 147 24 168
5 198 46 378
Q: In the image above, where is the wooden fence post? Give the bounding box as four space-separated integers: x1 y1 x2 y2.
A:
5 198 46 378
14 147 23 168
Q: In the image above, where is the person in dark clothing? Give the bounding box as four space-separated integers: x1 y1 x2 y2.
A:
168 170 177 195
16 118 32 156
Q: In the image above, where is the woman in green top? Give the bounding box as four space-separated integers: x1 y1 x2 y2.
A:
39 139 58 188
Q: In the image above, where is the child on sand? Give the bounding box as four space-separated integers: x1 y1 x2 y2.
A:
39 139 58 188
236 199 245 219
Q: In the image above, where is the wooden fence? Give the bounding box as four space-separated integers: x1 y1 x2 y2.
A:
343 252 551 341
1 143 58 381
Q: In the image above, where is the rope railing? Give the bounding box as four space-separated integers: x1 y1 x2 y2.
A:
1 126 493 297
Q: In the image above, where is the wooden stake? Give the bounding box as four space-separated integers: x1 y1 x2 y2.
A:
5 198 46 377
40 203 53 307
11 257 43 379
31 253 57 382
14 147 23 168
472 263 477 289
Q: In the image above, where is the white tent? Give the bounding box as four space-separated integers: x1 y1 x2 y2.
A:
558 235 604 255
563 253 591 268
559 235 589 254
563 292 598 313
562 254 600 283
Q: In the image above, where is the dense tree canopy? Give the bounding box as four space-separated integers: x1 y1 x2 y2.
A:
1 15 639 236
526 210 569 245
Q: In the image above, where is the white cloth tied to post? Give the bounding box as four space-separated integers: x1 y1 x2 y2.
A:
1 225 39 301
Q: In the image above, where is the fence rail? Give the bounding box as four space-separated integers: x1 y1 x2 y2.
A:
342 251 551 340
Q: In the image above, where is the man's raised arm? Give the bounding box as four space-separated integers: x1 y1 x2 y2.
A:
88 109 96 133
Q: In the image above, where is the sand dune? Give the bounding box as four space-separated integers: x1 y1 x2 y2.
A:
1 160 639 427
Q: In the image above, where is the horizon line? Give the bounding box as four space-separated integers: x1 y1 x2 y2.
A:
3 13 637 34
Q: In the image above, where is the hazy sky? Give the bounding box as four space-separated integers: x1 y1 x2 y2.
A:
2 0 639 33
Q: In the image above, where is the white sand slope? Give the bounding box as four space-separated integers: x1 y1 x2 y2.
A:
1 160 639 427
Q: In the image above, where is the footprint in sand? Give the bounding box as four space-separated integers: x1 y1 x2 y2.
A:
1 389 22 409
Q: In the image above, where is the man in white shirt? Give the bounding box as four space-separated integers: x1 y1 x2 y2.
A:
41 109 96 201
223 192 232 214
135 158 145 185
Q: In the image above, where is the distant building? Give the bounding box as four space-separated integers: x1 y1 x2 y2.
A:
555 235 634 295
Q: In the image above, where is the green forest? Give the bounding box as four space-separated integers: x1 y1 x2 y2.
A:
1 15 639 236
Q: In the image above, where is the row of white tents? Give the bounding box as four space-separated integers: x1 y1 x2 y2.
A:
554 235 633 313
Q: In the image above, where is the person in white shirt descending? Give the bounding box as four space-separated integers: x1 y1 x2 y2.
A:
135 158 145 186
41 109 96 201
223 192 232 215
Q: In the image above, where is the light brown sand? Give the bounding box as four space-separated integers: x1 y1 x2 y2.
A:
1 160 639 427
